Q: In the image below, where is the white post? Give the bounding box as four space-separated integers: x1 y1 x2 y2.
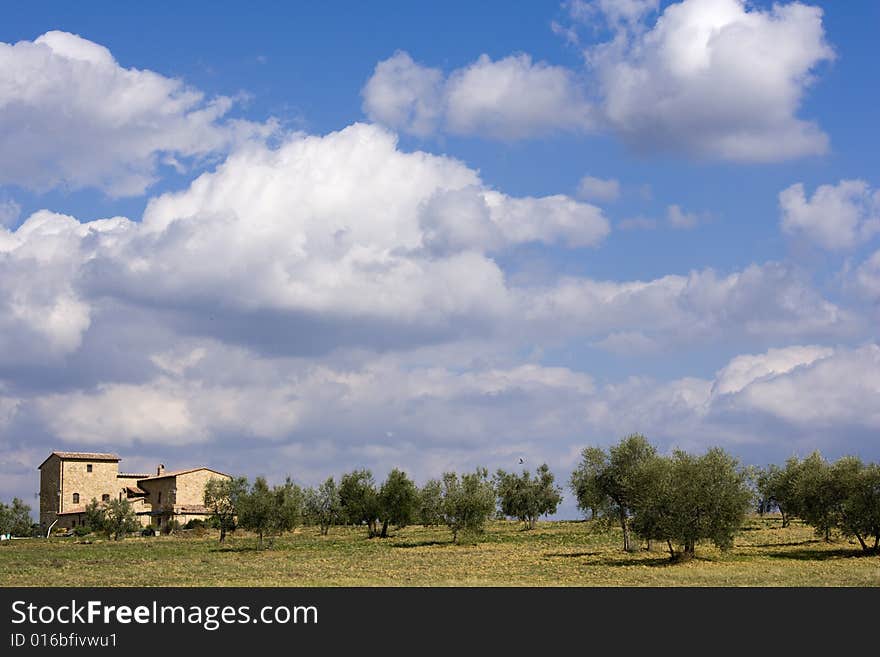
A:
46 517 59 538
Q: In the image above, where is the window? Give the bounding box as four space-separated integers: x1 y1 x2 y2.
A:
72 493 79 504
158 492 162 504
87 464 93 473
102 494 110 502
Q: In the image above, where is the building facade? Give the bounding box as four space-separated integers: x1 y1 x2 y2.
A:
38 451 230 532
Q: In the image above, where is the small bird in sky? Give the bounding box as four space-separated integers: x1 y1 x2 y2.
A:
518 457 525 465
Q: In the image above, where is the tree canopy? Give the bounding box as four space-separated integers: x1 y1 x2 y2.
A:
495 464 562 529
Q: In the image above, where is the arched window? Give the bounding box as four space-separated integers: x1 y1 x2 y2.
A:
72 493 80 504
102 494 110 502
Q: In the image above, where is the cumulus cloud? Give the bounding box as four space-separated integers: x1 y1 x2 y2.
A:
520 262 857 348
0 120 861 382
780 179 880 250
711 344 833 395
363 1 832 161
0 31 272 196
10 341 879 498
363 51 594 139
0 210 132 364
359 51 444 137
714 344 880 431
94 124 607 338
590 0 834 161
0 123 613 364
577 175 620 202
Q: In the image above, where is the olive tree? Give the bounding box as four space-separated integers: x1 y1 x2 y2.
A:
417 479 444 527
0 498 33 537
631 448 752 561
755 462 799 527
304 477 341 535
103 498 140 541
830 458 880 553
82 498 106 535
339 469 381 538
494 464 562 529
791 452 842 542
571 434 656 551
204 476 248 542
440 468 496 544
238 476 303 549
377 468 418 538
569 446 612 523
273 477 304 534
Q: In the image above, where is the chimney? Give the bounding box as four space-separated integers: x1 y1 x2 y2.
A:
157 464 165 476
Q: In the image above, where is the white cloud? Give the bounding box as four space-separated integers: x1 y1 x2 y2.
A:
360 51 444 138
0 31 272 196
0 123 612 365
591 0 834 161
16 341 880 490
711 344 832 395
577 175 620 202
364 1 832 161
100 123 607 330
363 51 594 139
0 210 131 363
593 331 659 355
0 198 20 228
520 262 857 348
852 249 880 301
780 179 880 250
716 344 880 430
444 54 594 138
666 204 700 229
0 121 861 377
587 0 660 26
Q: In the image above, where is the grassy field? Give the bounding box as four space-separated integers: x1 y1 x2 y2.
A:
1 516 878 586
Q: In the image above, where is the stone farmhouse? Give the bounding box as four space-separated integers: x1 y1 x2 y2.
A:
38 451 230 532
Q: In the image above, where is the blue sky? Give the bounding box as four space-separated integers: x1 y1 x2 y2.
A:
1 1 878 518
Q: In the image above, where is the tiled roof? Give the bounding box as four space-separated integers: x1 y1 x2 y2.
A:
118 473 150 479
39 451 120 469
175 505 210 514
124 486 147 497
58 507 88 516
138 467 230 482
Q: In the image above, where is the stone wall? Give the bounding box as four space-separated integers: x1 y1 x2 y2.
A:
61 459 119 512
39 454 61 529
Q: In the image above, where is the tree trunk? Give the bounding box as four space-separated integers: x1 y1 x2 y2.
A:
381 520 388 538
678 539 695 561
258 530 263 550
780 509 788 528
619 509 632 552
666 540 675 559
854 532 868 552
219 526 226 543
529 516 536 530
646 539 654 552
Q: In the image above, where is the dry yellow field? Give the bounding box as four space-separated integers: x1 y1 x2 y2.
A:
1 516 878 586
